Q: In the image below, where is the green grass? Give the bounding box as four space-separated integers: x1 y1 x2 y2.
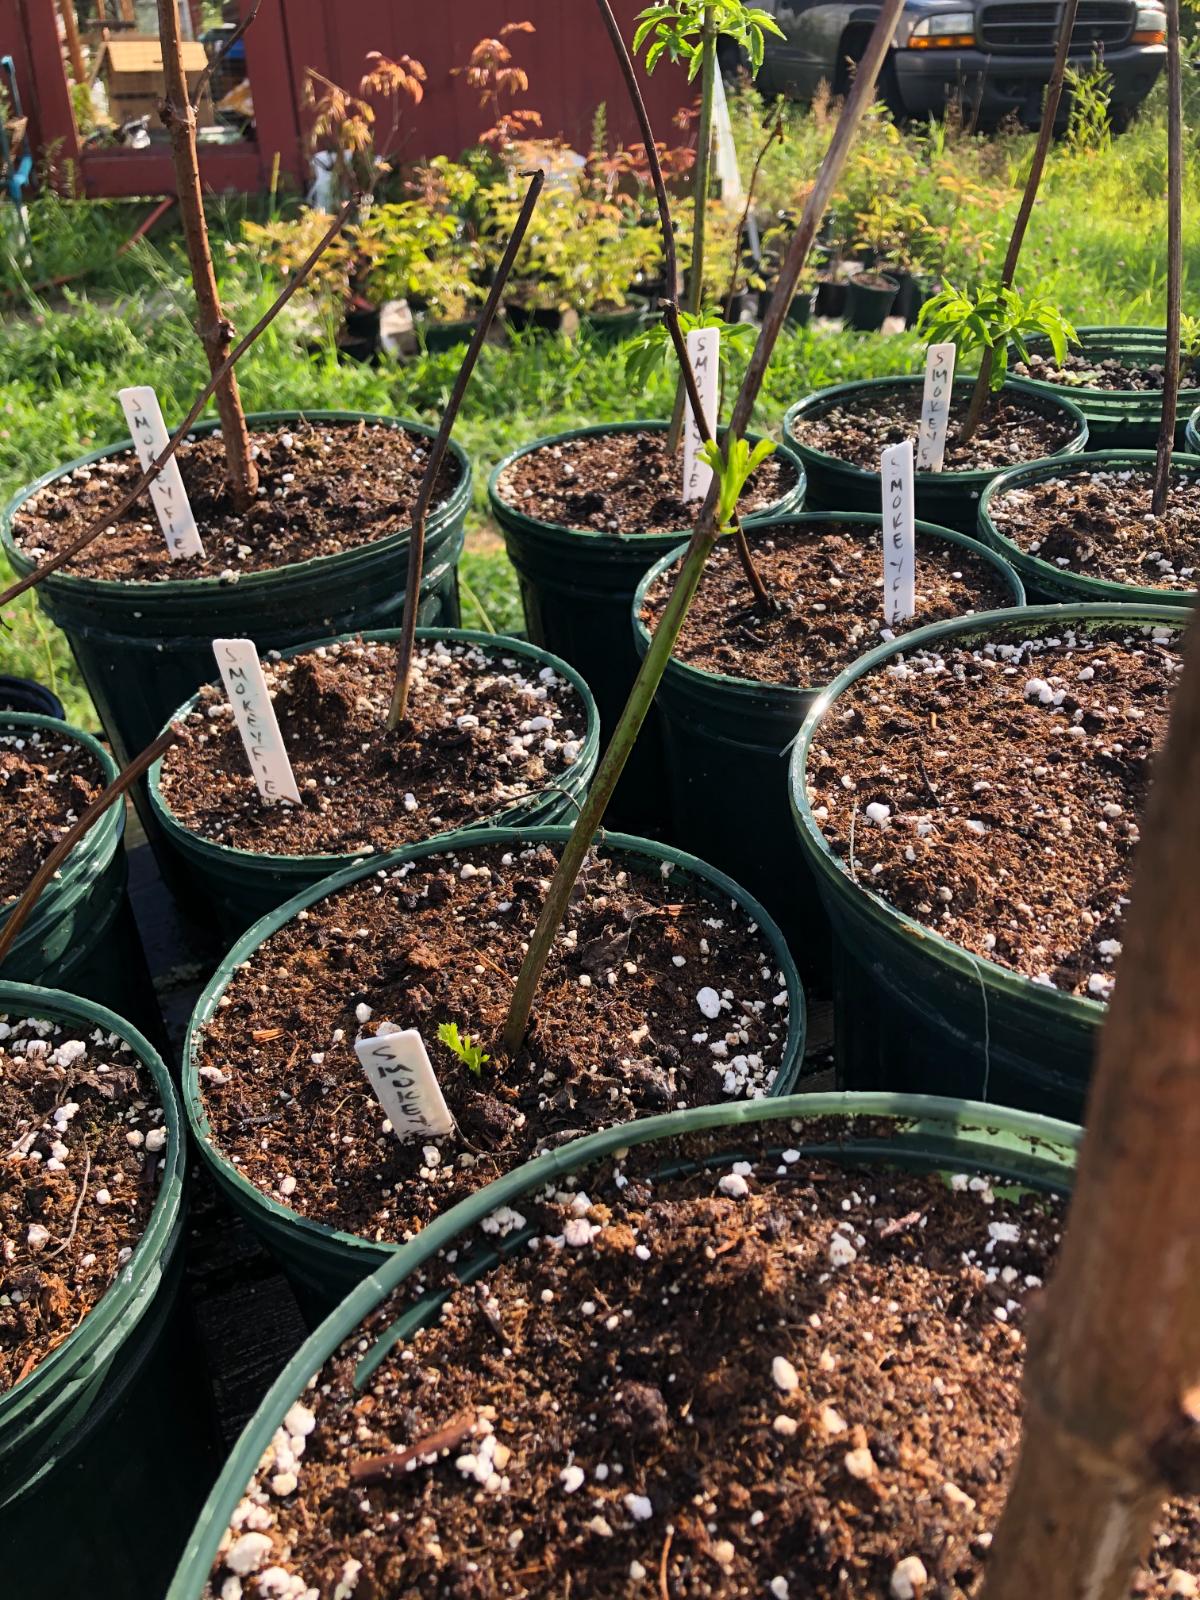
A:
0 75 1191 732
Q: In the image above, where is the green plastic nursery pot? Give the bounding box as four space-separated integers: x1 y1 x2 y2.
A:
489 421 807 826
0 712 156 1026
0 412 472 768
978 449 1200 607
579 305 647 345
1015 326 1200 450
631 516 1026 978
167 1089 1079 1600
789 602 1185 1122
1187 404 1200 454
183 824 808 1313
417 316 478 351
783 378 1088 533
0 982 208 1599
147 627 603 933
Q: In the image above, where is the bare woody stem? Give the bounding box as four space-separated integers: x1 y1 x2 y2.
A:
157 0 258 512
0 725 184 969
386 169 546 729
192 0 262 105
980 610 1200 1600
500 0 907 1056
960 0 1079 443
1152 0 1183 517
667 6 718 456
0 199 356 610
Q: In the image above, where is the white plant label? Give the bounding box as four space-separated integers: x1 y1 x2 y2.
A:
881 439 916 627
211 638 301 804
712 71 745 207
916 343 956 472
354 1028 455 1141
682 327 720 503
118 385 204 559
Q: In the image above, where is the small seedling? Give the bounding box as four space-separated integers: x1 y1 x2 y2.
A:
624 309 754 391
437 1021 490 1076
699 435 777 531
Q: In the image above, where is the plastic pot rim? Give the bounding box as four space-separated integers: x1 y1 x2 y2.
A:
487 419 808 545
0 712 123 920
146 627 603 878
0 981 185 1416
630 513 1028 703
166 1086 1078 1599
0 411 472 600
788 600 1188 1027
1187 405 1200 452
182 824 808 1271
978 448 1200 607
782 376 1089 490
1017 325 1200 405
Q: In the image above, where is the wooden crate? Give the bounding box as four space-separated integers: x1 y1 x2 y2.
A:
91 35 214 126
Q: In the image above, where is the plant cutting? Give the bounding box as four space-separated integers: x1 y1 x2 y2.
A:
790 602 1185 1120
632 512 1024 969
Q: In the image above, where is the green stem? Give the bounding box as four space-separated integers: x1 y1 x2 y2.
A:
667 8 717 454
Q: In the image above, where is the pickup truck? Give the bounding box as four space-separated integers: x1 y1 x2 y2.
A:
746 0 1166 126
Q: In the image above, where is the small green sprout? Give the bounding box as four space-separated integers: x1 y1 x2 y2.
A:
1180 313 1200 365
633 1 784 77
699 435 777 532
917 281 1078 390
436 1021 490 1076
623 310 755 392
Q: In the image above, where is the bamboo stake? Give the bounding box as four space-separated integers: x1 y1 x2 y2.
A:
981 609 1200 1600
157 0 258 511
1152 0 1183 516
386 170 545 729
959 0 1080 442
500 0 907 1056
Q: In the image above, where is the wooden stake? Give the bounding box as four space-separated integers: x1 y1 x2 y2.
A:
58 0 87 85
156 0 258 512
1152 0 1183 516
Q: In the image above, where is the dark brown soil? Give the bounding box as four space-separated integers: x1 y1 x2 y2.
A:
0 723 105 903
158 638 589 856
10 420 461 584
0 1008 167 1391
195 840 794 1240
495 428 799 535
854 272 898 292
788 386 1077 473
1013 349 1200 393
199 1118 1200 1599
805 619 1184 997
641 522 1016 688
987 465 1200 591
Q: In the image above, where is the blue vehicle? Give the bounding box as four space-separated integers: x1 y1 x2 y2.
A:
746 0 1166 127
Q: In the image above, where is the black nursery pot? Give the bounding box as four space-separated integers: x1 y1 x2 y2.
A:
506 305 564 335
0 676 65 718
813 276 848 319
845 273 900 333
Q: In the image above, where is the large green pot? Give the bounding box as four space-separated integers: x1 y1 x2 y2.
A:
147 627 602 933
632 515 1025 981
183 825 808 1314
789 602 1183 1122
167 1089 1079 1600
0 713 156 1026
978 449 1200 607
489 420 807 828
0 982 204 1599
1014 326 1200 449
1 412 472 768
783 377 1088 533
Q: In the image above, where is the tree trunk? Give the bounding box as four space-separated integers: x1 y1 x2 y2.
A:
156 0 258 512
1152 0 1182 516
981 607 1200 1600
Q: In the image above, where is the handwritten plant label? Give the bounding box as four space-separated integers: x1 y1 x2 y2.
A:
211 638 301 803
354 1027 455 1141
682 327 720 503
880 439 916 627
118 386 204 559
916 343 956 472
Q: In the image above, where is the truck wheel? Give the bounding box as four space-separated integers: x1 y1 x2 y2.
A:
835 28 906 119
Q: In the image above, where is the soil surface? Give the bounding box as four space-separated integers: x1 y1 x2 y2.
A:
10 420 462 584
986 465 1200 592
1013 349 1200 393
195 840 794 1241
0 1008 167 1391
201 1118 1200 1599
641 522 1017 688
805 619 1183 997
494 428 799 535
158 638 589 856
788 386 1077 473
0 723 105 903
